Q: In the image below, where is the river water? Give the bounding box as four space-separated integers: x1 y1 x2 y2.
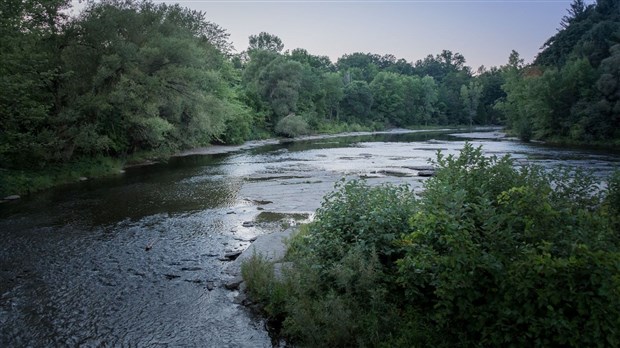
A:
1 129 618 347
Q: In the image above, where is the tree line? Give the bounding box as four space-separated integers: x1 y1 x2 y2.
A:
497 0 620 143
1 0 618 194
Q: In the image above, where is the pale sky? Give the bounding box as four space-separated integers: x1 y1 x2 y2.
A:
74 0 590 69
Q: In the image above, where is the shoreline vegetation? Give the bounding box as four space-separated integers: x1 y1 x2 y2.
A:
3 123 617 200
2 0 619 345
3 0 618 198
0 125 471 199
241 144 620 347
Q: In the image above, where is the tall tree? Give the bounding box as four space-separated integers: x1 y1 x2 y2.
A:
370 72 405 125
0 0 71 168
341 80 373 121
248 32 284 53
322 72 345 120
257 57 304 121
460 81 483 127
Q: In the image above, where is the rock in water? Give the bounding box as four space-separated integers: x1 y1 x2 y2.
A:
224 276 243 290
224 250 243 261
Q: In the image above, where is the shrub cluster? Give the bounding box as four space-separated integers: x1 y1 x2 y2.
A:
242 143 620 347
274 114 311 138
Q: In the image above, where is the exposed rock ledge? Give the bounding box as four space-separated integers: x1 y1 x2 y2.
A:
223 227 296 291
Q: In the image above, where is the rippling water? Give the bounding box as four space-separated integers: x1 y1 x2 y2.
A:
1 129 618 346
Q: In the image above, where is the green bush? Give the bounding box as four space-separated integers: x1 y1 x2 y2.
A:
274 114 310 138
294 179 416 267
399 144 619 346
219 110 252 145
243 143 620 347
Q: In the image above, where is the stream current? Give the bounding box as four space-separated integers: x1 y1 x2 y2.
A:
1 129 618 347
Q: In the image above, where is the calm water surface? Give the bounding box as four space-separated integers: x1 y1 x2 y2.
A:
1 129 618 346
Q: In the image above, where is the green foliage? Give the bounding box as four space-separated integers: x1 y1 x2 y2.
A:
244 180 417 346
477 66 506 124
369 71 405 125
248 32 284 53
219 107 253 144
604 171 620 228
460 81 483 126
294 180 416 265
370 72 446 127
274 114 310 138
7 0 616 198
399 144 619 346
1 0 506 197
243 143 620 347
0 157 122 196
341 80 374 121
500 0 620 144
240 253 289 318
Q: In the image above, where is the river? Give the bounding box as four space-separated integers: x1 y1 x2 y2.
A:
1 129 618 347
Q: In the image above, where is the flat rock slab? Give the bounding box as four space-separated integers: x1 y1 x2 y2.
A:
224 227 296 279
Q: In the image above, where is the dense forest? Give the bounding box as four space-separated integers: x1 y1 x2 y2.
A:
498 0 620 143
1 0 619 195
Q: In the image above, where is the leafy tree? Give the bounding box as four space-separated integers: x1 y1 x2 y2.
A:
241 49 279 116
341 80 373 121
289 48 333 72
476 66 506 125
560 0 588 29
460 81 483 127
370 72 406 125
60 0 240 156
401 75 440 126
296 63 322 115
257 57 304 121
584 43 620 140
202 21 235 56
337 53 380 83
0 0 71 168
500 0 620 144
321 72 345 120
248 31 284 53
495 51 536 141
414 50 467 81
274 114 310 138
414 50 473 124
535 0 619 68
0 0 246 172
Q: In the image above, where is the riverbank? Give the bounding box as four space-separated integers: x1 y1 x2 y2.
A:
3 130 618 346
0 157 124 201
1 126 482 200
237 145 620 347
